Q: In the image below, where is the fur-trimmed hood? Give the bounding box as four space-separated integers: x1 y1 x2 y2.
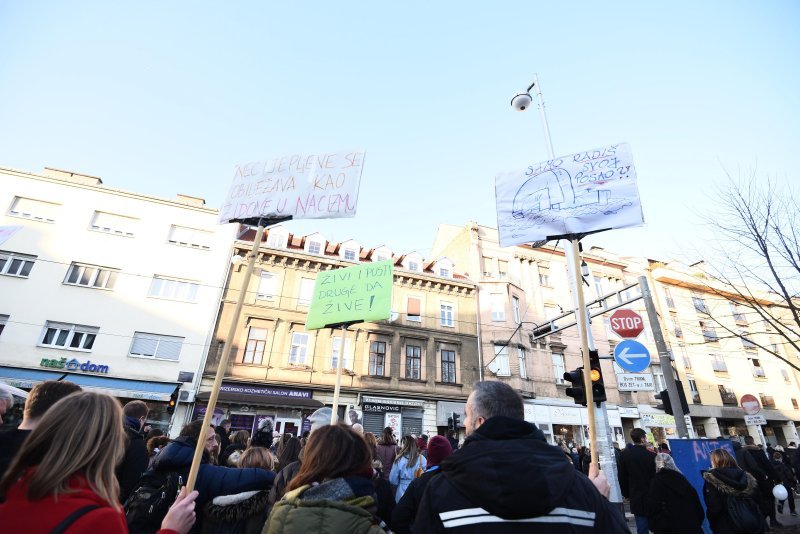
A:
204 489 270 522
703 467 758 496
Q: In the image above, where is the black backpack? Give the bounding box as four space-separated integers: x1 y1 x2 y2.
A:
124 470 184 534
726 494 764 534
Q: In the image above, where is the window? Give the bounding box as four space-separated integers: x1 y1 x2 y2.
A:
793 399 799 410
518 347 527 379
760 394 776 409
343 248 358 261
731 302 747 324
307 241 322 255
441 349 456 383
498 260 508 277
552 352 566 383
670 313 682 338
374 253 389 262
40 322 98 351
168 225 212 250
0 314 6 337
692 293 709 314
149 276 199 302
710 353 728 373
652 366 666 392
407 260 420 272
266 230 287 249
482 256 494 277
439 267 451 278
242 327 267 365
749 358 765 378
781 369 791 383
369 341 386 375
8 196 58 223
740 330 757 351
512 296 521 324
406 345 422 379
298 278 315 306
64 263 118 289
490 294 505 321
0 251 36 278
538 265 551 286
90 211 137 237
331 336 353 370
129 332 184 360
407 297 421 322
288 332 309 365
493 345 510 376
718 385 737 405
604 318 614 338
440 302 454 327
688 378 701 403
663 287 675 309
593 276 604 299
678 344 691 369
700 321 718 342
257 272 277 301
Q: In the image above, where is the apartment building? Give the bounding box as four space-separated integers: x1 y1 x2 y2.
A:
0 166 237 435
196 226 479 439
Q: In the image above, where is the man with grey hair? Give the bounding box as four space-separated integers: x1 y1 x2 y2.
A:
0 390 14 425
413 381 627 532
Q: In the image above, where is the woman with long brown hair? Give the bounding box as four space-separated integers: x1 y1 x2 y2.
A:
276 436 302 472
0 391 197 533
264 425 387 533
702 448 764 533
375 427 398 481
389 435 426 502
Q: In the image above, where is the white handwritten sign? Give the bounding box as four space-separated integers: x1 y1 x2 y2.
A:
495 143 643 247
219 150 366 224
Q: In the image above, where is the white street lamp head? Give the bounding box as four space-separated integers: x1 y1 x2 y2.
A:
511 92 533 112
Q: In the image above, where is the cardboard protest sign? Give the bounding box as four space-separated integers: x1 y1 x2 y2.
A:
219 149 366 224
495 142 643 247
306 260 393 330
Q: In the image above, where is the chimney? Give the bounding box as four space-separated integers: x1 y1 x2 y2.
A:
44 167 103 186
176 194 206 207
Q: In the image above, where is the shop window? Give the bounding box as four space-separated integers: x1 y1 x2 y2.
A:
257 272 277 301
0 250 36 278
517 347 527 379
330 336 352 370
64 263 118 290
130 332 183 360
406 345 421 379
369 341 386 376
8 196 59 223
289 332 309 365
40 321 98 351
441 350 456 383
440 302 454 327
490 294 505 321
407 296 421 322
90 211 137 237
494 345 510 377
168 225 212 250
298 278 314 307
242 327 267 365
149 276 199 302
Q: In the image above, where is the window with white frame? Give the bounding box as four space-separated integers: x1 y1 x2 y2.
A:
482 256 494 277
129 332 184 360
781 369 791 383
441 349 456 383
39 321 99 351
439 267 451 278
168 225 212 250
652 365 666 392
330 336 353 370
512 296 521 324
343 248 358 261
518 347 527 379
678 344 691 369
440 302 454 327
0 314 6 337
538 265 551 286
242 327 267 365
289 332 309 365
406 344 422 379
494 345 510 376
149 276 199 302
307 240 322 255
749 357 766 378
710 353 727 372
552 352 566 383
688 378 701 403
266 229 288 249
407 296 422 322
257 272 277 301
64 263 118 290
498 260 508 277
298 278 315 306
90 211 137 237
490 294 505 321
8 196 59 223
374 252 390 262
0 250 36 278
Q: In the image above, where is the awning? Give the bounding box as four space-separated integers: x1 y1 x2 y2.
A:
196 390 323 408
0 366 178 402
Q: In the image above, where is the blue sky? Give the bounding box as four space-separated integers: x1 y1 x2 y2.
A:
1 2 798 263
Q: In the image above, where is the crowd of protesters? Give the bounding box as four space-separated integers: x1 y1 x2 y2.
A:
1 379 798 533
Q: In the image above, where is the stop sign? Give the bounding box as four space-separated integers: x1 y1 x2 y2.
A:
740 394 761 415
609 309 644 338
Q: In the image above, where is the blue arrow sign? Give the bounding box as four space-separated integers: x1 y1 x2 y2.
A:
614 339 651 373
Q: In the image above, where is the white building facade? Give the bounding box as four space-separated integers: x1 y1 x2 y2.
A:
0 166 236 435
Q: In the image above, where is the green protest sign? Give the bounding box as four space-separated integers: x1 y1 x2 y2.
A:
306 260 394 330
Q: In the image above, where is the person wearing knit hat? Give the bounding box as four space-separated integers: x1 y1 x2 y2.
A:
391 435 453 533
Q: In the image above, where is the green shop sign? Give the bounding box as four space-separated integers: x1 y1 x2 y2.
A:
40 357 109 374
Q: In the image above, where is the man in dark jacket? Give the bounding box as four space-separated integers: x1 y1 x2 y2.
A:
215 419 231 452
412 381 627 533
618 427 656 534
116 400 150 503
738 436 781 527
393 435 453 533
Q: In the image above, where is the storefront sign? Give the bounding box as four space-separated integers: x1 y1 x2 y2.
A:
40 357 109 374
361 395 424 408
618 406 640 418
220 383 311 399
607 410 622 428
550 406 583 425
745 414 767 426
616 372 655 391
641 413 676 428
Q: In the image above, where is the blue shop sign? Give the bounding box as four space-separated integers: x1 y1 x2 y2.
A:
40 357 109 374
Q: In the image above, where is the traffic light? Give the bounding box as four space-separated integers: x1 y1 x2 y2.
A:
167 387 179 414
655 382 690 416
448 416 454 431
564 368 586 406
589 350 607 406
452 412 460 428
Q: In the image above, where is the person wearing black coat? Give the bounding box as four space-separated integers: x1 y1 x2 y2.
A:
116 401 150 503
702 448 765 534
737 437 781 527
771 451 797 515
618 428 657 534
644 453 704 533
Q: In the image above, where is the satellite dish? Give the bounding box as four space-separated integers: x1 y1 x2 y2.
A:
389 311 399 322
487 360 501 375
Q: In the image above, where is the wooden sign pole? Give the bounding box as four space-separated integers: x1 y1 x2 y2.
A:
330 325 348 425
185 223 266 493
